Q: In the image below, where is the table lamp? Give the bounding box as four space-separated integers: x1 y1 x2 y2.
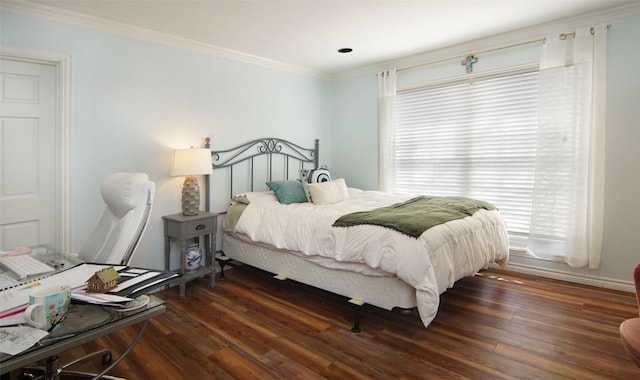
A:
170 147 213 216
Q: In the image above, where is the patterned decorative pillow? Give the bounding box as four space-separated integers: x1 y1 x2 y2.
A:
308 167 331 183
300 165 331 183
299 165 331 202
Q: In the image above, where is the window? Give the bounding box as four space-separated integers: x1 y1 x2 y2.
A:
394 68 539 251
388 27 606 267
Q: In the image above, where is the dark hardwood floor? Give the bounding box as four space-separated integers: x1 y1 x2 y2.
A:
20 265 640 379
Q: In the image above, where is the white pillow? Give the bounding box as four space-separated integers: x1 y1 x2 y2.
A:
306 178 349 205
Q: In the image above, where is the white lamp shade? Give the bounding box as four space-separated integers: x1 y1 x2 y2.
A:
170 148 213 176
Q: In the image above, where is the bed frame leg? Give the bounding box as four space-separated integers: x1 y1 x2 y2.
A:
217 255 230 279
351 308 361 333
349 298 364 333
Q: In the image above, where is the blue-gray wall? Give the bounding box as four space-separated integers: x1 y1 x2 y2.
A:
0 11 333 270
2 6 639 288
331 11 640 288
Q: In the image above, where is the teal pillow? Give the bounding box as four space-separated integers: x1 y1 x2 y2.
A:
266 180 308 204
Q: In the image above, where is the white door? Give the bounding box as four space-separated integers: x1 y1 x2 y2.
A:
0 58 57 250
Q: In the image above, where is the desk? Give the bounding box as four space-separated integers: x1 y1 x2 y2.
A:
0 248 167 378
0 296 165 375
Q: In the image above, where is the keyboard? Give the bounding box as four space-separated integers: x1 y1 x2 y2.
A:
0 255 55 279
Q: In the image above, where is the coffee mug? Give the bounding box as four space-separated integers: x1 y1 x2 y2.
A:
23 284 71 331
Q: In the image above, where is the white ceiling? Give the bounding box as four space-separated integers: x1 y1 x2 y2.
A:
17 0 638 75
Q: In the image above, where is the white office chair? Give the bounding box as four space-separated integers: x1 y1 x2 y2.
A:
67 173 154 378
79 172 155 266
18 173 155 380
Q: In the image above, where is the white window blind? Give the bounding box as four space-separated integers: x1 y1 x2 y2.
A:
395 70 540 250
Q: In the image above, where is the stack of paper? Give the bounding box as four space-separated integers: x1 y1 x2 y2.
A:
70 292 133 307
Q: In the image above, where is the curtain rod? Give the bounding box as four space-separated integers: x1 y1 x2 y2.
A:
560 24 610 40
398 24 611 74
398 37 546 73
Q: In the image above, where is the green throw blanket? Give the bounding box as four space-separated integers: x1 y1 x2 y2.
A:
332 196 497 239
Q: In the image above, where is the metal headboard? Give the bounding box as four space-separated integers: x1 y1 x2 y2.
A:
204 137 319 211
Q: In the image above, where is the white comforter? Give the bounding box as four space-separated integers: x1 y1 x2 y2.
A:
234 188 509 327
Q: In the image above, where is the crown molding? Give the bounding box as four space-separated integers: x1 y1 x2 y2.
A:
4 1 639 82
0 1 334 81
335 2 640 81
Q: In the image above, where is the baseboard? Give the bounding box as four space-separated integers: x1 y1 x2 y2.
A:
491 262 635 293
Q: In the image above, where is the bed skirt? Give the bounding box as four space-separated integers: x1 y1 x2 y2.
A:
222 233 417 311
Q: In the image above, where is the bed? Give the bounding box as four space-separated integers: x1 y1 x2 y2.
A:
205 137 509 330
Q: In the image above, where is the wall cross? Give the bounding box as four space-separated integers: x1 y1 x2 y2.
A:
461 55 478 73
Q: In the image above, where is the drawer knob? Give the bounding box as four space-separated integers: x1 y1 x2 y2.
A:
196 224 206 230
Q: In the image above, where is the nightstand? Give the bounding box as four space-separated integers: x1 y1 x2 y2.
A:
162 211 219 297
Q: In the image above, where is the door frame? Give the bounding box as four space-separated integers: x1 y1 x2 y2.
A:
1 45 71 252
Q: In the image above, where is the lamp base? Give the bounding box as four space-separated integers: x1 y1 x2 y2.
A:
181 176 200 216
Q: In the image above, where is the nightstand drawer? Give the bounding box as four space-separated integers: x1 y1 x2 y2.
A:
185 218 214 235
165 218 215 239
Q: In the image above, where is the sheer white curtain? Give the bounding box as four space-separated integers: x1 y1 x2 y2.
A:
378 69 397 193
528 25 608 268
